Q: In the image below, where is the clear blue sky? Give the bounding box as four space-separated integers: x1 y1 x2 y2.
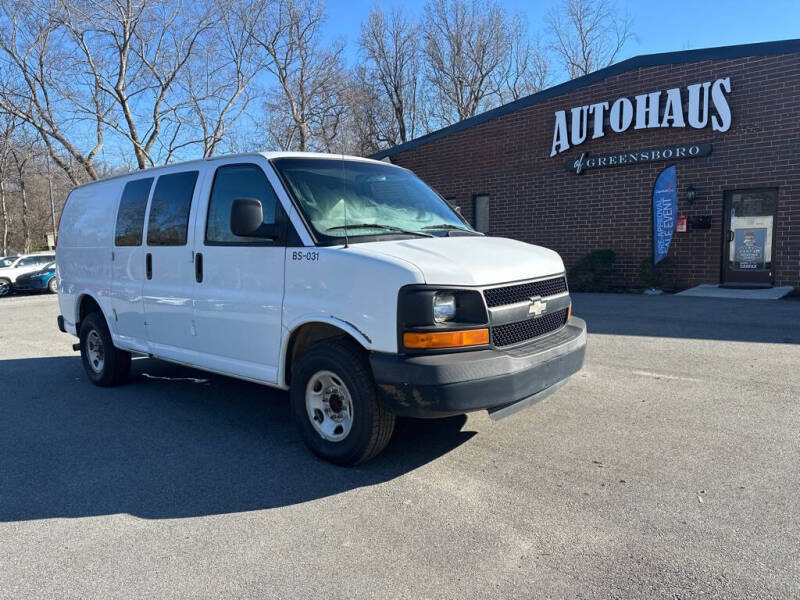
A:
327 0 800 81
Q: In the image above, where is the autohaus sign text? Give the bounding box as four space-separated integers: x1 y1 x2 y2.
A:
550 77 732 157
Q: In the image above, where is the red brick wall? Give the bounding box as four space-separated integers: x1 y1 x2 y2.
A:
388 52 800 289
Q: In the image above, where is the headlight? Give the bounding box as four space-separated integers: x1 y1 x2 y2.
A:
433 292 456 323
398 286 489 351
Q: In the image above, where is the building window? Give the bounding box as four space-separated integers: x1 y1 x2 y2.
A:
473 195 490 233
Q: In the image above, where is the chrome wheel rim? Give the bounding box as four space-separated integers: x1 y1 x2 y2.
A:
86 330 105 373
0 281 8 296
48 278 57 293
305 370 353 442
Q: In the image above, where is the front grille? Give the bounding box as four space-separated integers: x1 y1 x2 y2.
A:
484 276 567 308
492 308 568 347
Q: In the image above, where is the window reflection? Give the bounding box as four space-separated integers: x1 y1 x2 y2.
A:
115 178 153 246
206 164 277 244
147 171 199 246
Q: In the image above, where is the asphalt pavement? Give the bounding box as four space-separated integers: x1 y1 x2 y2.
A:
0 292 798 599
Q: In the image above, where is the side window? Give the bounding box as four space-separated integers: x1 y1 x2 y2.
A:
147 171 199 246
206 164 278 244
115 178 154 246
17 257 39 267
474 194 490 234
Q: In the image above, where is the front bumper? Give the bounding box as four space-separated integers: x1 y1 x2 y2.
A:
370 316 587 418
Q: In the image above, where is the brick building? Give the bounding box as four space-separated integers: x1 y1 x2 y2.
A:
372 39 800 290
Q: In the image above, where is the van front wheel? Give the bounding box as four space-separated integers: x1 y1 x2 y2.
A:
290 339 395 466
79 312 131 387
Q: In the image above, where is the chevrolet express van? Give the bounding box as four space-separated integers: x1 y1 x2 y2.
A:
56 152 586 464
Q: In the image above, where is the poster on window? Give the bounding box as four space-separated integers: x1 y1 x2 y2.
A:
733 228 767 270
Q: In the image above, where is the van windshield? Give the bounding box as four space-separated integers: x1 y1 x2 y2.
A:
270 158 473 243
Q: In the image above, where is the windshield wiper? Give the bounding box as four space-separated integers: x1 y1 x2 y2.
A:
326 223 434 238
421 224 483 236
421 224 471 232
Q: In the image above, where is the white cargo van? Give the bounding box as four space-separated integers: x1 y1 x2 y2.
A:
56 152 586 464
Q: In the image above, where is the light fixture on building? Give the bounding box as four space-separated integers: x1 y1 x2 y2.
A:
686 185 697 205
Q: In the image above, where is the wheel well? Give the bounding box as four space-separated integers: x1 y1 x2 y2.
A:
284 322 361 386
77 294 103 330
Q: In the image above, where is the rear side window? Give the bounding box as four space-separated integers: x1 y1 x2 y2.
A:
206 164 278 244
16 256 42 267
147 171 199 246
115 178 154 246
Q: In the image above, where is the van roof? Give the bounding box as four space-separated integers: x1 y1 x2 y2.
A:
71 151 389 190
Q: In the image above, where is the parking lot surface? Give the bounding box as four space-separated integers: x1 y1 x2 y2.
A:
1 292 798 599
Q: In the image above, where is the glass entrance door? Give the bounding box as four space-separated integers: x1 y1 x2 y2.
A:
722 189 778 286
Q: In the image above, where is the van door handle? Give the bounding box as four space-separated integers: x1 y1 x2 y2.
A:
728 230 734 242
145 253 152 280
195 252 203 283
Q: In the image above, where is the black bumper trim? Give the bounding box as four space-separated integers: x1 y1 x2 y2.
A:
370 317 587 418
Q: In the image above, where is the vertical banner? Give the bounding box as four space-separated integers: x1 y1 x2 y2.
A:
652 165 677 264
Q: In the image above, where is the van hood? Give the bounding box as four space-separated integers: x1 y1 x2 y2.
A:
352 236 565 286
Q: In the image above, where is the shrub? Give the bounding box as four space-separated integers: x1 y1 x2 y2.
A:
567 250 616 292
639 257 673 290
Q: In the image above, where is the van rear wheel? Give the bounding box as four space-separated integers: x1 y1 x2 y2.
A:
79 312 131 386
290 339 395 466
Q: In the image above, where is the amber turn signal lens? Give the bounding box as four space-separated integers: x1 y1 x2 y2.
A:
568 303 572 319
403 328 490 349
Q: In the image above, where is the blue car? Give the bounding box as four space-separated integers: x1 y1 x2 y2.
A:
13 261 58 294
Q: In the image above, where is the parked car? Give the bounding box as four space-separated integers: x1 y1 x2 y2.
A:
13 261 58 294
0 253 56 296
56 152 586 465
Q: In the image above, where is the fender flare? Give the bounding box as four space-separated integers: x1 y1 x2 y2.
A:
279 314 373 388
74 290 116 337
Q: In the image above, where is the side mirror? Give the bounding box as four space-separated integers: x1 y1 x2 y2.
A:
230 198 280 239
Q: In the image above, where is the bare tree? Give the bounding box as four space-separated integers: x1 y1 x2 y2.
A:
422 0 516 126
0 1 108 183
9 143 31 253
546 0 634 79
55 0 215 168
496 17 551 102
0 115 17 255
180 0 262 158
359 6 421 146
249 0 348 152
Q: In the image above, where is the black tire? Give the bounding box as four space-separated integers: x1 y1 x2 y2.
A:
0 278 10 297
79 311 131 387
47 277 58 294
290 339 395 466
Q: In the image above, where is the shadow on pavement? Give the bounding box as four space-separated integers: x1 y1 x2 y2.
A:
0 356 474 522
572 292 800 344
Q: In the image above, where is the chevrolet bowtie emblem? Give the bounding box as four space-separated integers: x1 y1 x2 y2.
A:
529 297 547 316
